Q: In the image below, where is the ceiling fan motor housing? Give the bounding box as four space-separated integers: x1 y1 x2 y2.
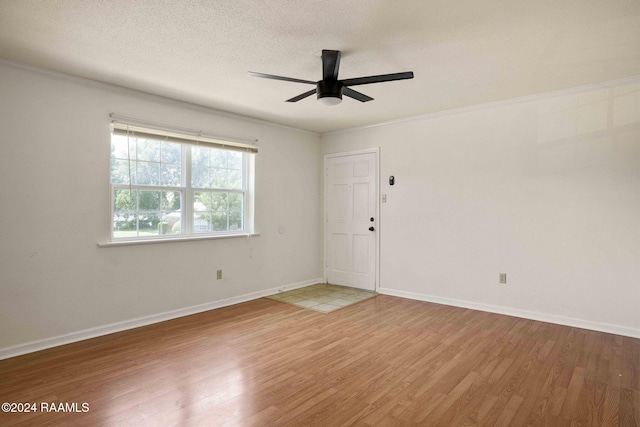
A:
317 79 343 103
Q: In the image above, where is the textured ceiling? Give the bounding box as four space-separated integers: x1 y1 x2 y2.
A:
1 0 639 133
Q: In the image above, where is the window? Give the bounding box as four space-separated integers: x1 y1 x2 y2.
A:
110 122 256 241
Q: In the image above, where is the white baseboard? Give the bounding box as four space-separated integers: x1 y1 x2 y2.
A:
378 287 640 339
0 278 323 361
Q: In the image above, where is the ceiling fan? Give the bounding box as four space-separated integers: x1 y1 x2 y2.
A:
249 50 414 106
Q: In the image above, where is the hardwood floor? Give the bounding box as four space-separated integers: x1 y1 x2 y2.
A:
0 295 638 426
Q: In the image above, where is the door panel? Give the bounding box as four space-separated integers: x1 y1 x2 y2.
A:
353 234 369 274
331 184 350 222
353 160 370 177
332 234 349 272
353 183 369 222
325 151 377 291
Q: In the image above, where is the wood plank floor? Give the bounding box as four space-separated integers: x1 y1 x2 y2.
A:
0 295 638 426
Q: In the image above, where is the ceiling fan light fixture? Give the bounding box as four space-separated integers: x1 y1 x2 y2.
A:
317 95 342 106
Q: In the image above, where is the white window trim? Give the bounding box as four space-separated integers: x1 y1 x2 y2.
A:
107 118 257 244
98 232 261 248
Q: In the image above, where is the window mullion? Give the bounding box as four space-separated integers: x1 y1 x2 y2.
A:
135 188 140 237
110 184 115 241
112 184 183 192
244 153 253 234
184 145 192 236
226 190 230 231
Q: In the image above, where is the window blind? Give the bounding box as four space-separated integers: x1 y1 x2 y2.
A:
111 121 258 154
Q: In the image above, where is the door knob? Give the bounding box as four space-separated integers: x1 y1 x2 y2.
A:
369 226 375 231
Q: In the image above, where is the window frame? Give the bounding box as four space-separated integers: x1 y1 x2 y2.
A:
109 123 256 243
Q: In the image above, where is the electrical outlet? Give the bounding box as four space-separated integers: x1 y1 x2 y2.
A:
499 273 507 284
217 270 222 280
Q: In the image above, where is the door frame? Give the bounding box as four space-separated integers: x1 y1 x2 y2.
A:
323 147 380 292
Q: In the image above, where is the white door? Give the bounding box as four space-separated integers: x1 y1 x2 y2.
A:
324 151 378 291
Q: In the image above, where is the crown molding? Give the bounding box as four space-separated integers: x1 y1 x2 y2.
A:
0 57 319 137
322 75 640 136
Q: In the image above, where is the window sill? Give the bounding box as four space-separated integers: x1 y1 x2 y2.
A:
98 233 260 248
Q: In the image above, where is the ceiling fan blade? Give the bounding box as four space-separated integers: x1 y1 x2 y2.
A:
248 71 316 85
286 89 317 102
341 71 414 87
322 50 341 80
343 87 373 102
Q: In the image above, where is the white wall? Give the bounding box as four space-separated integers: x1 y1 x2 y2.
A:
322 79 640 337
0 61 322 354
